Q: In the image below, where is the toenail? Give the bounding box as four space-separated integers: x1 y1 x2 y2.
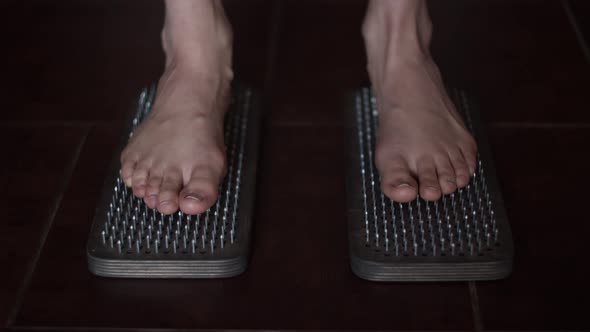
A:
124 178 133 187
159 200 171 207
396 183 411 188
185 194 204 202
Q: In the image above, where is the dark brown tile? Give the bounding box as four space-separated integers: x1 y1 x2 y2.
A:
271 0 590 126
5 0 272 124
13 125 473 330
0 126 87 327
476 127 590 330
430 0 590 123
568 0 590 58
269 0 369 125
9 0 589 330
225 0 275 89
4 0 163 124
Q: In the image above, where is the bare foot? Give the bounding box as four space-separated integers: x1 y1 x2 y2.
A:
363 0 477 202
120 0 233 215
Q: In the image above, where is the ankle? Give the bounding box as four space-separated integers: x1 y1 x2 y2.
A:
161 21 233 62
161 0 233 72
385 52 434 75
363 0 432 64
163 50 234 82
163 60 229 87
160 27 234 93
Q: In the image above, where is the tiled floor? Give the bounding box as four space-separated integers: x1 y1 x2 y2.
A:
3 0 590 330
0 126 88 325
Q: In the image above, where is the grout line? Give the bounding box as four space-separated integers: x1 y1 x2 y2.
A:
7 327 379 332
271 120 590 129
270 121 345 128
489 121 590 129
262 0 283 110
562 0 590 65
0 121 119 128
468 281 484 332
9 327 505 332
5 126 92 328
4 121 590 129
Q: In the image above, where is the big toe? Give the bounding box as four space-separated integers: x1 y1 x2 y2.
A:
179 171 220 215
157 170 183 215
380 158 418 202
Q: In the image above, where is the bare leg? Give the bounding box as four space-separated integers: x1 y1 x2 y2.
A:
362 0 477 202
120 0 233 215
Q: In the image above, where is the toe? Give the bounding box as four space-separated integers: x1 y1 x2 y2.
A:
380 157 418 203
144 174 163 209
435 156 457 194
449 149 470 188
462 147 477 176
179 172 220 215
120 160 136 187
157 171 183 215
417 158 442 201
131 165 149 198
461 136 478 174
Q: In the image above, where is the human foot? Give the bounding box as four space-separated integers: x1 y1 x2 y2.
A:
120 0 233 215
363 0 477 202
